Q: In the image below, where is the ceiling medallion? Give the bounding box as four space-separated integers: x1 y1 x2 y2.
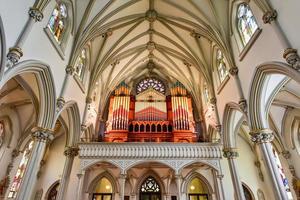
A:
146 10 157 22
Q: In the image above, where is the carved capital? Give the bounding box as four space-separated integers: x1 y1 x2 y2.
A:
262 10 277 24
31 127 54 143
223 148 239 159
282 150 291 159
65 65 75 75
250 129 274 143
56 97 65 110
86 97 93 104
229 67 239 76
7 47 23 65
28 7 43 22
238 99 247 113
64 146 79 157
209 97 217 105
283 48 300 70
81 124 87 132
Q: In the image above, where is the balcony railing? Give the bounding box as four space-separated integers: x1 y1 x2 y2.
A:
78 142 222 159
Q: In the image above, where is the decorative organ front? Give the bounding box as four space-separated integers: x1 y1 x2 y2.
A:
105 78 196 142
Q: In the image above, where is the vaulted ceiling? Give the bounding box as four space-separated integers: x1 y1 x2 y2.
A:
72 0 237 115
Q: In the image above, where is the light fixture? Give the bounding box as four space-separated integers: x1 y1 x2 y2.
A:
190 185 195 190
105 185 111 190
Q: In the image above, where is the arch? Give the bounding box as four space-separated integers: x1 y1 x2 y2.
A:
222 102 246 148
282 108 300 154
182 171 213 198
248 62 300 130
0 60 56 129
135 170 166 196
54 100 81 146
0 15 6 79
87 171 119 195
242 183 255 200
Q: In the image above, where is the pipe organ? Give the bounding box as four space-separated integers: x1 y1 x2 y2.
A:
105 79 196 142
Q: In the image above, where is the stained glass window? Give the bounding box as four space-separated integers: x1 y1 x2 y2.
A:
272 147 293 200
0 121 4 147
137 78 165 94
216 49 228 82
237 3 258 46
140 176 160 192
75 49 87 80
47 182 59 200
8 140 34 198
47 3 68 44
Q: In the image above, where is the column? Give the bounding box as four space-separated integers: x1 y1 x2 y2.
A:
223 148 246 200
119 173 127 200
229 67 247 113
175 174 182 200
209 97 222 142
6 7 43 67
56 146 79 200
80 97 93 141
76 170 86 200
212 170 225 200
262 10 300 70
250 129 288 200
57 66 75 110
16 127 54 200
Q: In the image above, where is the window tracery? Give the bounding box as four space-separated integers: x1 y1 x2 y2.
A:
8 140 34 198
237 3 258 46
137 78 165 94
47 2 68 44
74 49 87 80
140 176 160 192
216 49 228 82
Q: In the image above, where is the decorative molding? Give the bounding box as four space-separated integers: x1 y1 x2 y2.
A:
65 65 75 75
217 75 230 94
249 129 274 143
238 99 247 113
283 48 300 70
44 28 65 60
239 28 262 61
31 127 54 143
229 67 238 76
28 7 43 22
262 10 277 24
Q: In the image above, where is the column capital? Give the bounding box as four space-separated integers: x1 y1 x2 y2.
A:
209 97 217 105
283 48 300 70
65 65 75 75
28 7 43 22
250 129 274 143
7 47 23 65
238 99 247 113
262 10 277 24
81 124 88 132
64 146 79 157
229 67 239 76
56 97 66 110
119 173 127 179
282 150 291 159
31 127 54 142
215 124 222 132
86 97 93 104
223 148 239 159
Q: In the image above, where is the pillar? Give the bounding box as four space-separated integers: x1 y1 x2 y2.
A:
119 173 127 200
76 170 86 200
213 170 225 200
6 7 43 67
250 129 289 200
209 98 222 142
56 146 79 200
16 127 54 200
228 67 247 113
175 174 182 200
223 148 246 200
57 66 75 110
262 10 300 70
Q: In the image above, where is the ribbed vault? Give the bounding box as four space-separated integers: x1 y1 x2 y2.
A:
71 0 237 117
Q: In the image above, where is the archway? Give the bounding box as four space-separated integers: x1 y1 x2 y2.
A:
187 177 210 200
92 177 113 200
140 176 161 200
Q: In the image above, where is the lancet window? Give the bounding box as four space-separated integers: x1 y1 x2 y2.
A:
216 49 228 82
74 49 87 80
47 2 68 44
237 3 258 46
8 140 34 198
